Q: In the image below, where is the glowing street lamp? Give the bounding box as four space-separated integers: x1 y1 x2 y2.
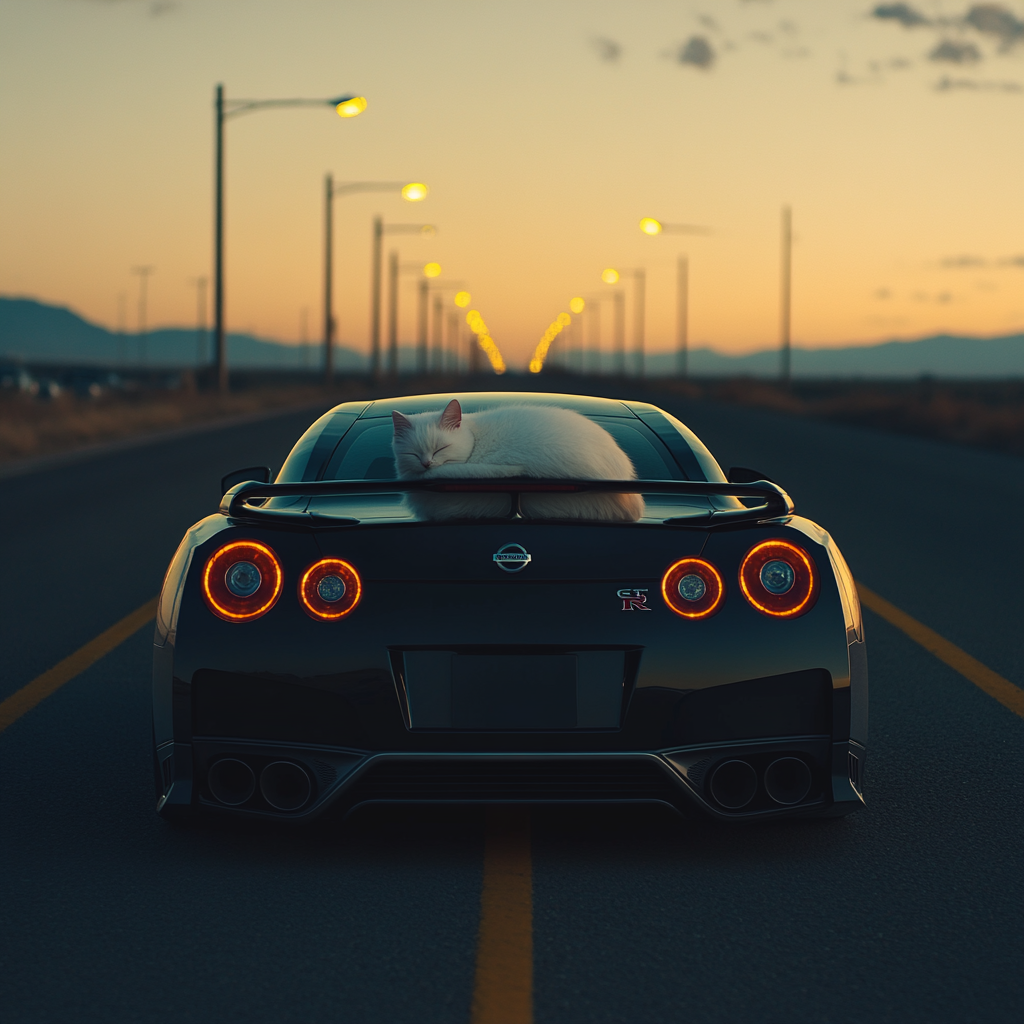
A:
454 291 471 308
322 178 428 383
569 296 585 314
212 83 365 392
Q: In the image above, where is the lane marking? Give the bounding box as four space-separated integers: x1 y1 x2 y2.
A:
857 582 1024 721
471 806 533 1024
0 598 158 733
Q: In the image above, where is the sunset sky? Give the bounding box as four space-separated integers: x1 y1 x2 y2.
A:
2 0 1023 368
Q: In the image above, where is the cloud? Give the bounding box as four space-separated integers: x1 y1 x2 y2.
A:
941 255 987 267
590 36 622 63
675 36 715 69
150 1 178 14
871 4 930 28
964 4 1024 48
935 74 1022 89
930 38 983 62
874 288 893 299
999 254 1024 266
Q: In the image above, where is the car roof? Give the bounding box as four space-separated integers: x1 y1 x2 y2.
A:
359 392 641 419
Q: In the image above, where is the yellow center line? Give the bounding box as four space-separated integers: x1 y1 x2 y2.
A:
0 597 158 733
471 806 533 1024
856 582 1024 720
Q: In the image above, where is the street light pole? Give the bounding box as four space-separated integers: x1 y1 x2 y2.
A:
132 265 155 367
322 181 428 383
387 250 400 376
677 256 689 379
370 216 384 379
613 291 626 376
638 217 711 382
417 279 429 374
212 85 366 394
780 205 792 384
214 84 225 391
323 174 335 382
633 269 646 377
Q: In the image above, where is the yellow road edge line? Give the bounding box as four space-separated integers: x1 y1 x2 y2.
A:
0 597 158 733
856 582 1024 721
471 806 533 1024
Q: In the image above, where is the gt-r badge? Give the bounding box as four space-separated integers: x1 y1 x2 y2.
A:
493 543 532 573
618 588 652 611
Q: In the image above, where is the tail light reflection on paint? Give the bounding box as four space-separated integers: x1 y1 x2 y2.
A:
202 541 283 622
661 558 725 619
739 539 819 618
299 558 362 620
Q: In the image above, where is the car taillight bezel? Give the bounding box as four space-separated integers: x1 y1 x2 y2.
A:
661 557 725 619
739 539 819 618
202 540 283 622
299 558 362 620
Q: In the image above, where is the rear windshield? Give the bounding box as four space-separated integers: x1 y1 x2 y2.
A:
321 415 686 481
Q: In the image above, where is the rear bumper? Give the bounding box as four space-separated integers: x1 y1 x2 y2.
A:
157 736 865 824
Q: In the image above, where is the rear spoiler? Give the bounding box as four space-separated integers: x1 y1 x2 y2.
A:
219 478 794 527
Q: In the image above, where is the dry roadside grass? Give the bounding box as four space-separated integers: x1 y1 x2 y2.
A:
0 385 343 464
654 378 1024 458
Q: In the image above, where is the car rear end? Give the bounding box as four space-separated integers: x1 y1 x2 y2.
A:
152 394 866 824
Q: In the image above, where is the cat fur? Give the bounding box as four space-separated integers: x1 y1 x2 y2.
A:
391 399 645 521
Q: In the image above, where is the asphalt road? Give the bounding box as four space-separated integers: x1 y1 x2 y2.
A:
1 391 1021 1023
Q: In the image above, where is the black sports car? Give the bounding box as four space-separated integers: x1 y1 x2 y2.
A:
153 392 866 823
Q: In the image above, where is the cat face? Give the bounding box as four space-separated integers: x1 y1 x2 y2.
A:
392 399 474 475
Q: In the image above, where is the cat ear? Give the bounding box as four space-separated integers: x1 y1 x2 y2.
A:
392 411 414 436
439 399 462 431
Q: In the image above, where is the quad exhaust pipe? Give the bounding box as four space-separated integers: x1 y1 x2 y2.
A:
707 756 812 810
207 757 312 812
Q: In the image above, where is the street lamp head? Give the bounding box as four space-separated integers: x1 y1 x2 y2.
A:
454 290 471 308
333 95 367 117
423 262 442 278
569 297 585 314
401 182 429 202
639 217 663 236
601 268 620 284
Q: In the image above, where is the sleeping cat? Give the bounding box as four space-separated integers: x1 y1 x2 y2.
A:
391 399 645 521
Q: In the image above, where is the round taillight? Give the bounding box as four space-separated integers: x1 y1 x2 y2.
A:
299 558 362 620
661 558 725 619
739 539 819 618
202 540 283 622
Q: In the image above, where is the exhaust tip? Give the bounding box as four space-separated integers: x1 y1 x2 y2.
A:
708 759 758 810
260 761 312 812
207 757 256 806
764 757 812 806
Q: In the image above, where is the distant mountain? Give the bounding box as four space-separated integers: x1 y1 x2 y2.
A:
0 296 367 371
3 295 1023 378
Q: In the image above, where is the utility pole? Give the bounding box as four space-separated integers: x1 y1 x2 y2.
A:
191 276 208 367
633 269 646 377
387 250 399 376
323 174 335 383
589 299 602 374
677 256 689 379
116 292 127 366
369 216 383 380
780 204 792 384
417 279 429 374
213 83 226 391
448 310 460 373
132 265 155 367
613 291 626 376
432 293 444 373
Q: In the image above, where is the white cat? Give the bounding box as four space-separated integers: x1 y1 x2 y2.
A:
391 399 645 521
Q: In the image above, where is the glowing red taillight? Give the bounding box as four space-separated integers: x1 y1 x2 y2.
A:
299 558 362 620
739 539 819 618
202 540 283 622
661 558 725 619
